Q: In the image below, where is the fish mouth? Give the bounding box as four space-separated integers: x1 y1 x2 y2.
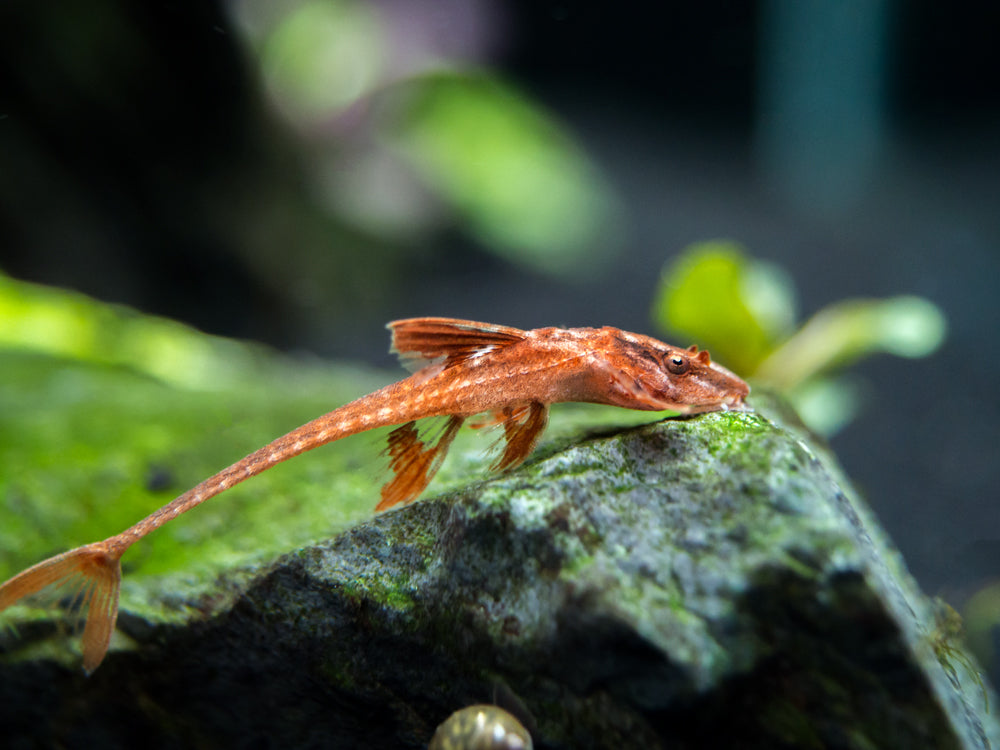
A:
675 390 751 415
718 387 752 412
717 397 752 413
637 377 751 414
658 399 743 416
725 388 751 409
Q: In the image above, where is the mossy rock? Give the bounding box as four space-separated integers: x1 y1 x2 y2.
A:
0 352 995 749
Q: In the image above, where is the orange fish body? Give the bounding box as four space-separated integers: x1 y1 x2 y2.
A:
0 318 749 672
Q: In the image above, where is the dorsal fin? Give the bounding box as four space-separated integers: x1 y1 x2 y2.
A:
388 317 527 372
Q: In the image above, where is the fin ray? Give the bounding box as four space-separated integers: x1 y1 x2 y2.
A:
0 542 122 673
377 416 465 511
489 401 550 472
388 318 526 372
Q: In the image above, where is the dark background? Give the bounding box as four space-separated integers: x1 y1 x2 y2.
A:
0 0 998 641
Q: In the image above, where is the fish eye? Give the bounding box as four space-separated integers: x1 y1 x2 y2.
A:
667 355 689 375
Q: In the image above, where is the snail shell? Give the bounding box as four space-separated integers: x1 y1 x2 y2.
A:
429 704 533 750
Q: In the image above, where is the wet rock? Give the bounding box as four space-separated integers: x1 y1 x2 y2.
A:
1 398 995 749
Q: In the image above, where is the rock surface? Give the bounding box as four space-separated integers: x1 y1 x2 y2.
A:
1 398 995 749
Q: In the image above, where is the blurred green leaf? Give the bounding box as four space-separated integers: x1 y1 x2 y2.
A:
0 269 382 397
0 270 268 391
755 296 947 389
385 71 620 276
785 375 867 438
652 242 947 437
651 240 796 374
962 582 1000 676
258 0 383 123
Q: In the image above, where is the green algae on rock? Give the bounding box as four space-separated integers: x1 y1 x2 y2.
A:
1 391 995 749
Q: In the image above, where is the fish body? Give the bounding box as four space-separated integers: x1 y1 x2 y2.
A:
0 317 749 671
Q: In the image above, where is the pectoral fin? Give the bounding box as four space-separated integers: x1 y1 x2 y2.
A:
489 401 550 472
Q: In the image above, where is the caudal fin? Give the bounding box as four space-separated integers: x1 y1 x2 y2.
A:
0 542 122 673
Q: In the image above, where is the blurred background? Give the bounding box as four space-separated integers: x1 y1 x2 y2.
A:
0 0 998 668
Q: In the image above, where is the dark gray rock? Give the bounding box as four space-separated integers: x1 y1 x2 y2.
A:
1 398 994 749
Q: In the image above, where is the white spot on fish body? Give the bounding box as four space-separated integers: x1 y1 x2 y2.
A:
468 345 496 363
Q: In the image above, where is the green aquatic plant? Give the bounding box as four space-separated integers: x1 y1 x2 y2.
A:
652 240 947 435
383 70 620 275
961 580 1000 692
237 0 619 277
